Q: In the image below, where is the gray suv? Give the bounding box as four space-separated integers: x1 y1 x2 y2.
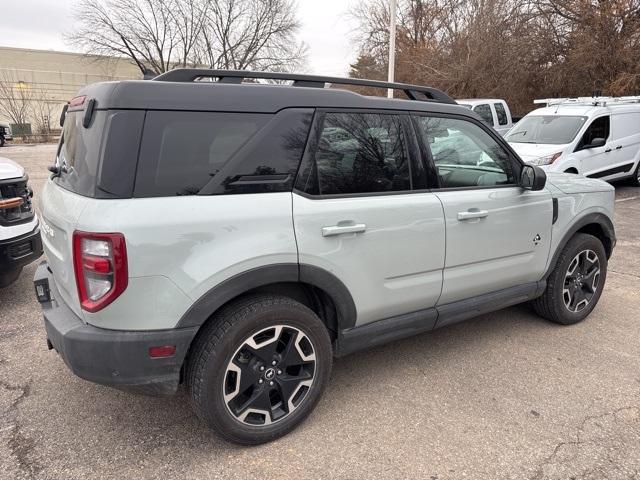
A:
34 70 616 444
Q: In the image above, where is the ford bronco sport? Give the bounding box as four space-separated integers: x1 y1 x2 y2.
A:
34 70 616 445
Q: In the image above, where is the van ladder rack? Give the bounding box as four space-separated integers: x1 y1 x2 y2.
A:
152 69 457 105
534 96 640 107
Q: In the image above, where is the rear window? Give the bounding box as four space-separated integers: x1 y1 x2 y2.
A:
55 111 107 197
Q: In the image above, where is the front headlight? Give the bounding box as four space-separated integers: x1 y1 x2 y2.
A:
529 152 562 166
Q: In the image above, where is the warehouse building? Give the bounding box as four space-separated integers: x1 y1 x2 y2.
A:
0 46 140 134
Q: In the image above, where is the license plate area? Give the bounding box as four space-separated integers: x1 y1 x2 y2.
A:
34 277 51 303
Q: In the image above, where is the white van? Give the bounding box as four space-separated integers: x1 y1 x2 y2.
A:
457 99 514 135
506 97 640 185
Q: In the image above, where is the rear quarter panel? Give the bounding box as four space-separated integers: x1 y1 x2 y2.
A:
77 192 298 330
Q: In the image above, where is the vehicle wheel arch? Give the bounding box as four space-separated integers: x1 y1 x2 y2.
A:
178 263 356 348
544 212 615 279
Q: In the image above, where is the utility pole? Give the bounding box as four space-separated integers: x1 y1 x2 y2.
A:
387 0 397 98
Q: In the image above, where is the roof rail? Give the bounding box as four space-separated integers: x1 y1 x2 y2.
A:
534 96 640 107
152 69 457 105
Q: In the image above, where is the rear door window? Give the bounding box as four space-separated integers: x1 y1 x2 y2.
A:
134 112 269 197
305 112 412 195
473 104 494 125
494 103 508 125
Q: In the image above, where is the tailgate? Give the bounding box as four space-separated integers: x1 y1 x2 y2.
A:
40 178 87 319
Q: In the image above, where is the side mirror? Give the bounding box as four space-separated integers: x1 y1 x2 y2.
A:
521 164 546 191
584 137 606 149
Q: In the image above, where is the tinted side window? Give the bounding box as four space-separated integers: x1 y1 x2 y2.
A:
473 104 493 125
202 109 313 195
313 112 411 195
135 112 269 197
579 116 610 148
494 103 508 125
415 116 516 188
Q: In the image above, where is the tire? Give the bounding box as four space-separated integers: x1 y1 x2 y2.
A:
186 294 332 445
631 161 640 187
532 233 607 325
0 268 22 288
0 137 5 147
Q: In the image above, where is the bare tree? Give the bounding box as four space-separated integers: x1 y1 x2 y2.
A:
68 0 306 76
194 0 306 71
0 70 34 126
350 0 640 114
30 93 56 135
535 0 640 95
69 0 189 75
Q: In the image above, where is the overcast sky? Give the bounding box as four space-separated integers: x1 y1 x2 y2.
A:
1 0 360 76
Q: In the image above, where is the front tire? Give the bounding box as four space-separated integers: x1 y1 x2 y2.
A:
533 233 607 325
631 161 640 187
186 294 332 445
0 268 22 288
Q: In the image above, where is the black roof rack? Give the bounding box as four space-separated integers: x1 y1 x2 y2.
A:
152 69 456 105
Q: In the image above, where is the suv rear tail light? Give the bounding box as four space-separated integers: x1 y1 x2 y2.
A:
73 231 128 312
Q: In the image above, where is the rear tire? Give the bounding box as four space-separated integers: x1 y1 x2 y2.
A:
532 233 607 325
186 294 332 445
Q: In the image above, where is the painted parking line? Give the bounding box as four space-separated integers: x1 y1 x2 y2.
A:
616 196 638 203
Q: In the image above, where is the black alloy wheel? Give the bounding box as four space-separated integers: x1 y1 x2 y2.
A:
562 249 601 313
223 324 316 426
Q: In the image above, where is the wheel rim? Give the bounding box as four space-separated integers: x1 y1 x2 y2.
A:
223 325 316 426
563 249 601 313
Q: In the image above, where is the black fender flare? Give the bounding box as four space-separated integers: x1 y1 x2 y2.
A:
544 212 616 279
176 263 357 330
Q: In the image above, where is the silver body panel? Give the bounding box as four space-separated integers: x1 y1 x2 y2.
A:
40 167 615 331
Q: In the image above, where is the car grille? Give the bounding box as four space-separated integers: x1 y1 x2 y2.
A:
0 176 34 226
7 238 35 259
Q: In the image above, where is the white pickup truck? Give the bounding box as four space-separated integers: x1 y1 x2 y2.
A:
457 99 515 136
0 156 42 287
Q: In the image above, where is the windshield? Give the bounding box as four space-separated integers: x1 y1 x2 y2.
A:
505 115 587 145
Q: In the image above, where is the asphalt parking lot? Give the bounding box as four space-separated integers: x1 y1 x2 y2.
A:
1 143 639 480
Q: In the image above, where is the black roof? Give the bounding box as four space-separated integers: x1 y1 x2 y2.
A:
79 69 473 117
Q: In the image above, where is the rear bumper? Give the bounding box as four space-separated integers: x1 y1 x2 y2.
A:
34 262 198 395
0 226 42 286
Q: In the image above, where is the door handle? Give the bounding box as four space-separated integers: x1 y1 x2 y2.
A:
616 145 623 150
605 148 612 153
322 223 367 237
457 209 489 221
